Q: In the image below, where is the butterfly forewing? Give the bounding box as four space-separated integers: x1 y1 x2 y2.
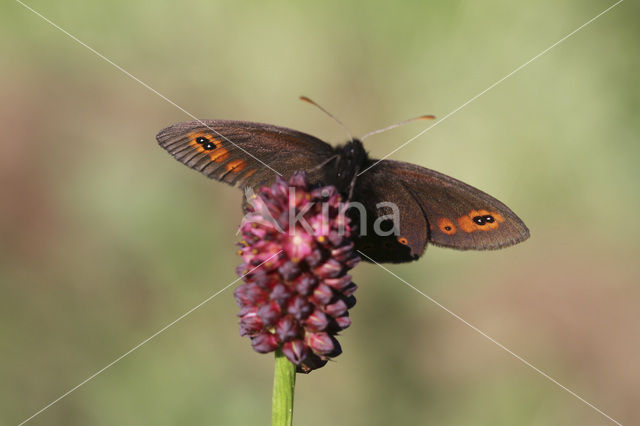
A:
156 120 334 189
364 160 529 251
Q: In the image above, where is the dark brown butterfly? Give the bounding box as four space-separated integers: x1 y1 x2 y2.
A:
156 117 529 263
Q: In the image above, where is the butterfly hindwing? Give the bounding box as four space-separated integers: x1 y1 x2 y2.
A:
156 120 334 189
357 159 529 252
351 169 429 263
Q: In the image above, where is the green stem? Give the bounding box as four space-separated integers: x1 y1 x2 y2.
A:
271 348 296 426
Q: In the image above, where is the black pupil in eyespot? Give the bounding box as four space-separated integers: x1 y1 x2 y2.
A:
484 215 495 223
195 137 215 150
444 226 451 231
472 215 486 225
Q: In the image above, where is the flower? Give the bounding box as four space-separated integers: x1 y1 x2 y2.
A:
234 172 360 372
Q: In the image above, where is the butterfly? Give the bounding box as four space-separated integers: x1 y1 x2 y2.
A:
156 116 529 263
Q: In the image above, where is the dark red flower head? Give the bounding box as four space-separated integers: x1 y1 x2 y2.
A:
235 172 359 372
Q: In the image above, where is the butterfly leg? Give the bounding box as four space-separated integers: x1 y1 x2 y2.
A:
348 165 360 200
309 154 338 171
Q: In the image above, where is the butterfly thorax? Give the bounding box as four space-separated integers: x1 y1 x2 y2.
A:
327 139 368 196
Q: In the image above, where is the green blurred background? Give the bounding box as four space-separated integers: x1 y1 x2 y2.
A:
2 0 638 425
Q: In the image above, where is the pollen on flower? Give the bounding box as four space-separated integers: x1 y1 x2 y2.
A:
234 172 360 373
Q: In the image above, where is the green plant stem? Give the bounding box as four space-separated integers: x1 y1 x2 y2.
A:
272 348 296 426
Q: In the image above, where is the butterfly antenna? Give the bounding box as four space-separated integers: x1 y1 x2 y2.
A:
300 96 354 141
360 114 436 141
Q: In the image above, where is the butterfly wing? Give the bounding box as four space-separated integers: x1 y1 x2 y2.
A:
351 171 429 263
355 159 529 259
156 120 335 188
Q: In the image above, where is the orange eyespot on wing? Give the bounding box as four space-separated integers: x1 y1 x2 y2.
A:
242 169 257 179
397 237 409 245
457 215 476 233
187 132 221 152
209 147 230 162
226 159 247 173
437 217 457 235
457 210 505 233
